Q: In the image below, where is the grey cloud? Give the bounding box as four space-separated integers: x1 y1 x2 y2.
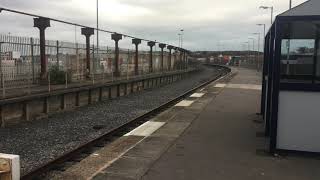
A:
0 0 309 50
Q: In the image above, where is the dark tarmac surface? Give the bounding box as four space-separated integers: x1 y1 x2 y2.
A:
143 68 320 180
94 68 320 180
0 65 222 175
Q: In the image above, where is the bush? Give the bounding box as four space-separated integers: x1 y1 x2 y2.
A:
49 65 72 84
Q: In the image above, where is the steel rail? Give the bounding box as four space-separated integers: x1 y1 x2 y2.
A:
21 65 231 180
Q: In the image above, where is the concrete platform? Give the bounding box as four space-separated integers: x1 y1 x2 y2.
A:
89 68 320 180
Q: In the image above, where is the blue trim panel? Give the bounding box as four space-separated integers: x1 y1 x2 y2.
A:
269 20 282 154
280 83 320 91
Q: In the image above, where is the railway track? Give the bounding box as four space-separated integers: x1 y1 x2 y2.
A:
22 65 230 180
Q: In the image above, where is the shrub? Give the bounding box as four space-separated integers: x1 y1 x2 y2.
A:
49 65 72 84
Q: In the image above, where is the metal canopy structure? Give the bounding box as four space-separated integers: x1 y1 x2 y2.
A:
261 0 320 154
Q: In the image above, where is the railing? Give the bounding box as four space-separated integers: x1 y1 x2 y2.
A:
0 34 192 99
0 7 191 99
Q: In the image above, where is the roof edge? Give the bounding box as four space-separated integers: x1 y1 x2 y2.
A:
278 0 312 16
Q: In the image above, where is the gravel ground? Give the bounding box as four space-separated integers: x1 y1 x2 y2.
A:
0 65 223 175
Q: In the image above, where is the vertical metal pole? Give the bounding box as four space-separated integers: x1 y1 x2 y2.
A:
30 38 35 83
257 34 260 71
56 40 59 69
76 43 79 81
65 71 68 88
289 0 292 9
0 42 4 98
161 48 164 72
102 58 105 82
28 70 31 94
181 33 183 49
96 0 99 68
92 44 95 84
48 71 51 92
271 7 274 25
127 49 129 80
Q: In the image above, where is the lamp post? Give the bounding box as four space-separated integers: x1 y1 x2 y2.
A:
249 38 255 52
96 0 99 72
249 37 255 65
257 24 266 55
290 0 292 9
253 33 261 71
178 33 182 48
257 24 266 40
180 29 184 48
260 6 274 25
243 42 250 67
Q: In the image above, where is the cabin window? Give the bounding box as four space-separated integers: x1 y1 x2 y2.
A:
280 21 320 83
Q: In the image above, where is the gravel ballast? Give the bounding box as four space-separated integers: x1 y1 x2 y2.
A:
0 65 223 175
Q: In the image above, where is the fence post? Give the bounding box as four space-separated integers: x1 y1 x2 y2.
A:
111 59 114 82
76 43 79 81
48 71 51 92
0 42 4 98
127 49 129 80
56 40 59 70
65 71 68 89
92 72 95 85
28 69 31 95
30 38 35 83
1 74 4 98
92 44 95 84
102 64 105 82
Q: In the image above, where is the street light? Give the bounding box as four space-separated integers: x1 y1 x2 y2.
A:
257 24 266 50
96 0 99 70
257 24 266 71
260 6 274 25
180 29 184 48
243 42 250 66
178 33 182 48
248 37 255 52
252 33 261 71
252 33 260 53
290 0 292 9
248 37 255 65
257 24 266 40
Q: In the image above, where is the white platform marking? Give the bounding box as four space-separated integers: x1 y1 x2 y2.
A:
175 100 194 107
214 83 226 88
226 84 261 90
190 93 205 98
124 121 165 137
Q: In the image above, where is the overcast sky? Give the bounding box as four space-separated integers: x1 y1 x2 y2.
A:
0 0 308 51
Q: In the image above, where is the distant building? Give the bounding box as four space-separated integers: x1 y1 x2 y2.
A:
1 51 21 61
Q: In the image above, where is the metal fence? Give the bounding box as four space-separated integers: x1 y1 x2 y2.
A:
0 34 188 98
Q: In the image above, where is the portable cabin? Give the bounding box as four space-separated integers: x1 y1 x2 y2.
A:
262 0 320 154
